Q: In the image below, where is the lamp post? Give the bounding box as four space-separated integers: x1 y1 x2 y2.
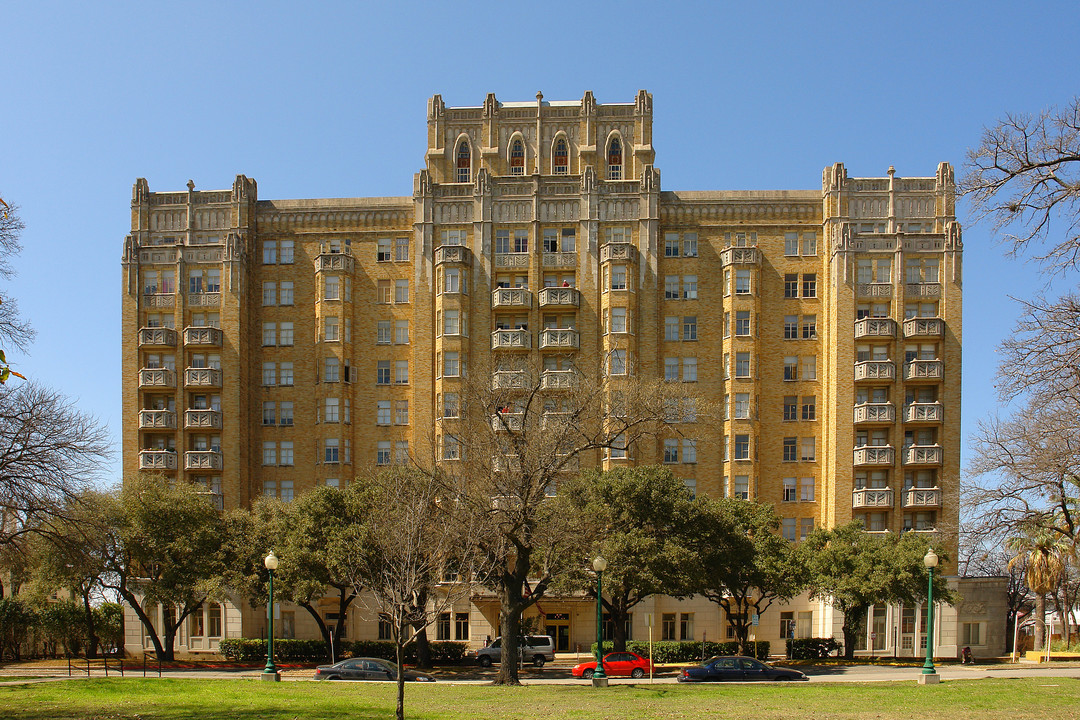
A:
919 547 939 684
262 550 280 681
592 556 608 687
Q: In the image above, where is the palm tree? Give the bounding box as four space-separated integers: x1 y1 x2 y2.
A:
1007 531 1071 652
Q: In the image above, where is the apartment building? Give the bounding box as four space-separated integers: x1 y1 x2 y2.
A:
122 91 1002 659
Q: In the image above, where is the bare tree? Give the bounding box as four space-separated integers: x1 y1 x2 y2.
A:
0 198 35 382
996 293 1080 402
0 383 111 546
959 97 1080 272
420 352 703 685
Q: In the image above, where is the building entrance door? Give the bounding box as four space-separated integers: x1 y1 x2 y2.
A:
899 606 916 657
545 613 570 652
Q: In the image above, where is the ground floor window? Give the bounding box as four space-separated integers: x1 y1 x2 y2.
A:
437 613 451 641
680 613 694 641
455 613 469 641
661 613 676 641
378 615 392 640
602 613 631 642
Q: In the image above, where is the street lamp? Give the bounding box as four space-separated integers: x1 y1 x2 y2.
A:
592 556 608 687
262 550 280 681
920 547 939 684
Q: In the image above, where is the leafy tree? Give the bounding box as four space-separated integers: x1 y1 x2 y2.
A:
801 523 952 658
1007 529 1072 651
0 597 35 660
101 474 226 661
37 600 85 657
554 466 709 652
693 500 807 654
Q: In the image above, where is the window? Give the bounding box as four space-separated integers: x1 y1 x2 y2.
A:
662 613 676 641
682 439 697 463
735 352 750 377
783 478 797 502
664 357 679 381
456 140 471 182
377 280 391 304
263 402 276 426
511 229 527 253
509 138 525 175
802 232 817 256
377 441 391 465
664 316 679 341
783 437 797 462
262 363 276 386
443 267 461 294
734 393 750 419
262 442 276 466
394 280 409 304
607 136 622 180
610 307 628 333
280 363 293 386
802 396 816 421
683 317 697 341
324 398 339 423
800 477 815 502
664 438 679 463
783 395 798 421
377 361 390 385
784 315 798 340
280 442 294 467
280 402 293 427
801 315 817 340
735 310 751 336
442 392 459 418
377 321 391 344
391 236 408 262
443 310 460 336
664 233 680 257
323 317 339 342
609 349 626 375
962 622 983 646
279 322 294 346
735 269 751 294
610 265 627 291
683 357 697 382
279 281 293 305
395 441 409 464
395 320 409 344
377 238 391 262
801 356 817 380
443 352 460 377
553 137 569 174
665 275 679 299
802 274 817 298
441 228 464 246
799 518 814 541
262 282 276 306
495 230 510 254
442 435 460 460
683 233 698 257
784 356 798 381
782 518 797 542
784 274 798 298
609 434 627 459
734 475 750 500
781 612 796 639
262 323 276 346
395 400 409 425
734 434 750 460
324 276 340 300
801 437 816 462
682 275 698 300
680 613 695 641
262 241 277 264
784 232 799 256
324 438 339 463
279 241 294 264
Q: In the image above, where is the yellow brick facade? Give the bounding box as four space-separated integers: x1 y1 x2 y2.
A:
121 91 971 657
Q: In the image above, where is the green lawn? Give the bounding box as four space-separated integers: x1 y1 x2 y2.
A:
1 678 1078 720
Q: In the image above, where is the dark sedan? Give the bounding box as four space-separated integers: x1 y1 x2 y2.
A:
313 657 435 682
677 655 807 682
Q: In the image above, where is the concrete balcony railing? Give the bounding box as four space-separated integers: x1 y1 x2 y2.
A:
491 412 524 432
719 247 760 266
541 252 577 268
538 287 581 308
904 402 943 423
903 317 945 338
854 317 897 339
434 245 471 265
493 252 530 269
541 411 574 430
139 368 176 389
541 369 575 390
599 242 637 264
854 360 895 382
903 360 943 382
185 409 223 429
491 287 532 309
905 282 941 298
138 410 177 429
493 453 521 473
902 487 943 508
853 445 895 466
491 329 531 350
184 326 223 346
138 327 177 347
492 370 527 390
539 328 580 350
186 292 221 307
185 367 222 387
902 444 943 466
853 402 895 424
856 283 894 298
185 450 223 471
317 252 355 273
852 488 894 509
139 449 178 470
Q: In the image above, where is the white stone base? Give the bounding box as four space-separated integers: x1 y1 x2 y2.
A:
917 672 940 685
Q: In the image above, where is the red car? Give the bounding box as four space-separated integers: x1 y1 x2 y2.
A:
572 651 655 679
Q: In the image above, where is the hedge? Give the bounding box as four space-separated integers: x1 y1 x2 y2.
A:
785 637 841 659
589 640 770 663
218 638 467 664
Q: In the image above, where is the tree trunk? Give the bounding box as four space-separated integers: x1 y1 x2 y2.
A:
119 588 167 661
610 606 629 653
412 625 432 669
840 606 865 660
82 592 99 659
395 628 406 720
494 592 522 685
1034 593 1046 651
299 602 333 658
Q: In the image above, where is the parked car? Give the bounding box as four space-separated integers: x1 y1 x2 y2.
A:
313 657 435 682
677 655 807 682
572 651 655 679
475 635 555 667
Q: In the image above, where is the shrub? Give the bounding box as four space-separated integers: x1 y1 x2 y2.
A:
218 638 468 665
786 637 841 659
590 640 769 663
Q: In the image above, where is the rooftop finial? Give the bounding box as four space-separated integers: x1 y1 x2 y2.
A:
187 179 196 191
887 166 896 176
536 90 543 102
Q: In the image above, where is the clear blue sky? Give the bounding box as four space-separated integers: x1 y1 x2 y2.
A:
1 1 1076 482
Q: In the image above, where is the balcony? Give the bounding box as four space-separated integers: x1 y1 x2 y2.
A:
491 412 524 432
853 445 895 466
538 287 581 308
186 292 220 307
905 283 941 298
853 402 895 424
185 367 223 387
904 402 943 423
856 283 894 298
493 453 521 473
434 244 471 265
854 317 897 339
599 242 637 264
184 326 223 346
902 487 942 508
542 252 577 268
902 444 943 466
138 327 177 347
539 328 580 350
719 247 760 267
541 411 574 430
492 370 528 390
903 317 945 338
491 329 531 350
185 409 223 429
494 252 529 269
854 360 895 382
541 369 575 390
139 410 177 429
139 368 176 389
317 251 355 273
185 450 223 471
852 488 894 509
491 287 532 309
139 449 178 470
903 360 943 382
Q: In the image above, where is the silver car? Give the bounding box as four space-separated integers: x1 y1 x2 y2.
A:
475 635 555 667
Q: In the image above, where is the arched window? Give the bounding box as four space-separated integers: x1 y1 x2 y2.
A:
553 137 569 174
456 140 471 183
509 139 525 176
607 137 623 180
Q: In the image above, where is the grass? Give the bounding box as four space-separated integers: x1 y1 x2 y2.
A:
1 678 1080 720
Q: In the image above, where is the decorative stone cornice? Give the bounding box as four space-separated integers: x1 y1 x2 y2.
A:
256 200 412 232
